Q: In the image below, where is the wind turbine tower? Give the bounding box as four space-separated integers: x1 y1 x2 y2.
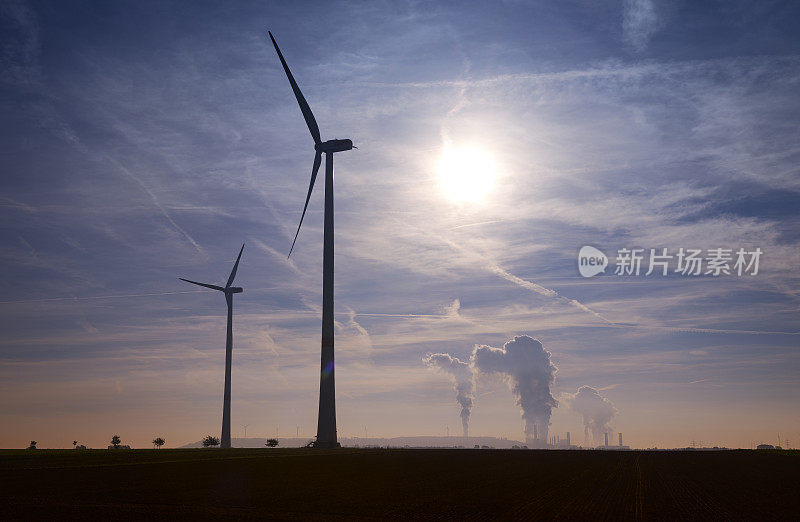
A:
180 244 245 449
268 31 354 448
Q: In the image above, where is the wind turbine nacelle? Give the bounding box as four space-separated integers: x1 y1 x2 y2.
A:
316 139 353 153
227 287 244 294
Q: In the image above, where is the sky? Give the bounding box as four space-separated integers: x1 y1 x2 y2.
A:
1 0 799 450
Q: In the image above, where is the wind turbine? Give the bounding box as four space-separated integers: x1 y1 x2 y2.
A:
268 31 354 448
180 244 245 449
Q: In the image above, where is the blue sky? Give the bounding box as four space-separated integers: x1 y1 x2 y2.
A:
1 0 799 449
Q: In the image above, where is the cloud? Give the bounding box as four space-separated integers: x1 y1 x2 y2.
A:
335 306 374 357
622 0 662 52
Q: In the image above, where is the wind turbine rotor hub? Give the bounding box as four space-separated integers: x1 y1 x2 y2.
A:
226 287 244 294
316 139 354 153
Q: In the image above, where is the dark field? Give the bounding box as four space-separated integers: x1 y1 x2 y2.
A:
1 448 797 520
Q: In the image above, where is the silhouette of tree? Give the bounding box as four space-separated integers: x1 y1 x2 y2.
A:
153 437 165 449
266 438 279 448
202 435 220 448
27 440 37 450
111 435 121 448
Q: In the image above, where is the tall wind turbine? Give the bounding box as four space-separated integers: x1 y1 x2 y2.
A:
180 244 245 449
268 31 353 448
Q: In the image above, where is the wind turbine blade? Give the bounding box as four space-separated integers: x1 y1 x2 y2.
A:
288 150 322 258
268 31 322 145
179 278 225 292
226 243 245 288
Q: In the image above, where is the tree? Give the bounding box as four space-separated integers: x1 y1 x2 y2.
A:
27 440 37 450
111 435 121 448
265 438 279 448
153 437 165 449
202 435 220 448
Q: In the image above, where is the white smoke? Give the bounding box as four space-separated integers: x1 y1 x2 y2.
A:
564 385 618 445
471 335 558 444
423 353 475 437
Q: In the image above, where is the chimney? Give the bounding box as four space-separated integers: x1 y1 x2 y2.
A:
534 424 538 441
604 432 608 447
566 432 570 447
619 433 623 447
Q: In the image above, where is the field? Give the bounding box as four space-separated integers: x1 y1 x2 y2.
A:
1 448 797 519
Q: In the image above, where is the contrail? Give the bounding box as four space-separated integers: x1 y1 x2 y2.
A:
353 312 451 318
449 220 504 230
0 286 288 305
357 310 798 335
0 290 207 304
105 155 205 256
488 265 557 297
488 264 614 324
406 220 613 324
608 323 800 336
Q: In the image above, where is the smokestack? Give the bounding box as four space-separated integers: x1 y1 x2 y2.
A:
423 353 475 438
565 386 618 446
619 433 623 447
472 336 558 444
534 423 538 441
604 432 608 447
567 432 570 447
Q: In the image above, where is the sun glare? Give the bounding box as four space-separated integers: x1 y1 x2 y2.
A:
437 145 496 203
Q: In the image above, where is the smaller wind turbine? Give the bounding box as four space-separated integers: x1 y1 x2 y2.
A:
180 244 244 449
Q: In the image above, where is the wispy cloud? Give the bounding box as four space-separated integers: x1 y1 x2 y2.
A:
103 155 206 256
622 0 662 52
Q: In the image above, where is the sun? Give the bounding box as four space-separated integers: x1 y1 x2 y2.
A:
437 145 496 202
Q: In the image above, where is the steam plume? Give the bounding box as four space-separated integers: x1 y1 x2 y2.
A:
423 353 475 437
471 335 557 444
564 385 618 445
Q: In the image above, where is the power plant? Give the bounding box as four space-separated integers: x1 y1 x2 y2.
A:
527 430 631 450
490 428 633 450
597 431 630 450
